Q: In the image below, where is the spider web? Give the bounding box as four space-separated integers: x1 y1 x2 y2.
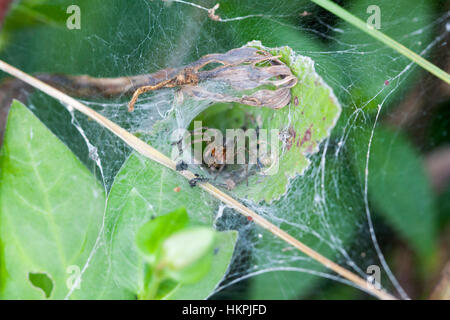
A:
3 0 449 299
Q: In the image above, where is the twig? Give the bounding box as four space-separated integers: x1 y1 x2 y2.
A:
0 59 397 300
425 146 450 194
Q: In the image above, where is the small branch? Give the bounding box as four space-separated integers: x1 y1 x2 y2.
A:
0 59 397 300
310 0 450 84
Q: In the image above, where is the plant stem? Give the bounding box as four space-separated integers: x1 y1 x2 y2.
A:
0 59 397 300
310 0 450 84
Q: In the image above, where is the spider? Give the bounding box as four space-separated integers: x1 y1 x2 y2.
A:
183 131 269 190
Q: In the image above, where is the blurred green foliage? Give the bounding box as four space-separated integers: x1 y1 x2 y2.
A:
0 0 447 300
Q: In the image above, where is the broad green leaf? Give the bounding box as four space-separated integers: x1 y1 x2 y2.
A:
188 41 341 204
136 207 189 264
0 100 105 299
350 126 437 262
103 152 238 299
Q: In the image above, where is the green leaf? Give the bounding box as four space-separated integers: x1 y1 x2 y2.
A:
233 41 341 203
0 100 106 299
28 272 54 298
350 126 437 262
136 207 189 265
102 152 238 299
